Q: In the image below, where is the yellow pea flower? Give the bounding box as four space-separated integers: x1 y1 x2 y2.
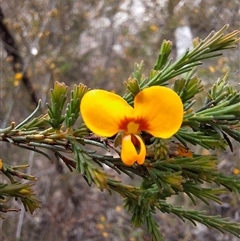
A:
80 86 183 166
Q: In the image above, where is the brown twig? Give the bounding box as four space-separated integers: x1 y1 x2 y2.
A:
0 7 38 105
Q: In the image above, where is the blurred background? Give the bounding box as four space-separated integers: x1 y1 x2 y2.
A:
0 0 239 240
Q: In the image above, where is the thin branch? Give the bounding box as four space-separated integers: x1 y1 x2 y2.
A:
0 7 38 105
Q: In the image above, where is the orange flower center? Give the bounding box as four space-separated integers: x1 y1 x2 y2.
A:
118 117 149 134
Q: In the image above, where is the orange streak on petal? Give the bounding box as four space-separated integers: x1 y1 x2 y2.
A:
118 116 149 133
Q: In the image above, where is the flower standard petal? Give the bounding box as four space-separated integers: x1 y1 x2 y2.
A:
121 134 146 165
134 86 183 138
80 89 133 137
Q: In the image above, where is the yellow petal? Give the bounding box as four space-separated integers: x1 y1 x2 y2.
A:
121 134 146 165
134 86 183 138
80 89 133 137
